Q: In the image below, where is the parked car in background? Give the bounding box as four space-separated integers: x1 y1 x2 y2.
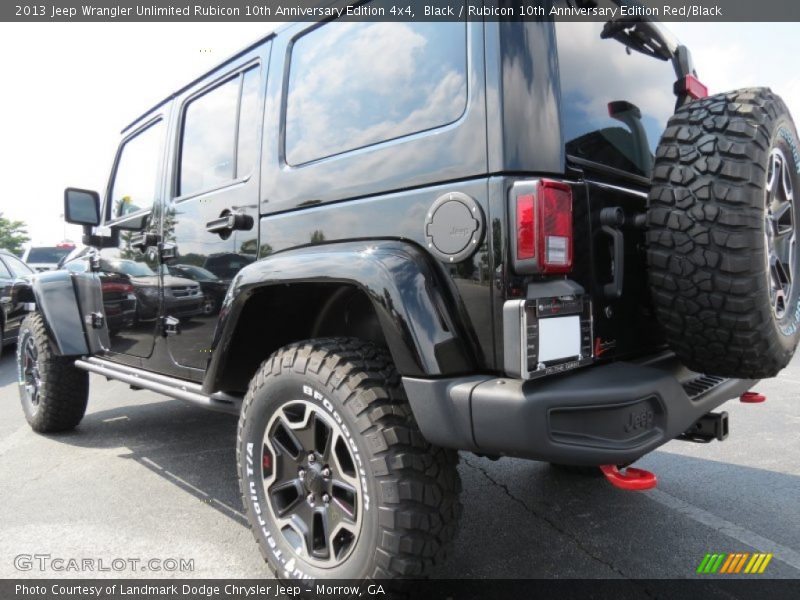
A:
0 249 34 348
22 242 75 272
164 264 228 315
103 259 205 322
202 252 254 282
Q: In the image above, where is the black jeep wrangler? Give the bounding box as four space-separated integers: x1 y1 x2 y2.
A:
17 6 800 581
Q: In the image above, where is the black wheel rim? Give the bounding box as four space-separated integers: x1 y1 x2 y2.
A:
21 335 41 407
261 400 362 567
765 147 797 320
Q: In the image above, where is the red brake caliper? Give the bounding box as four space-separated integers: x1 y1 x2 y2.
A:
599 465 657 491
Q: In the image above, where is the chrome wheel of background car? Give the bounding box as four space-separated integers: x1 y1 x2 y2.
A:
202 298 215 315
21 336 41 407
262 400 362 568
765 148 797 320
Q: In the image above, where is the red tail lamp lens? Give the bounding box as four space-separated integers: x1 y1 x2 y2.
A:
516 194 536 261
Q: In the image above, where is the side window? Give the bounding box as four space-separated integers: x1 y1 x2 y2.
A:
110 120 165 219
285 19 468 165
0 259 11 278
3 255 34 277
179 66 261 197
237 68 261 177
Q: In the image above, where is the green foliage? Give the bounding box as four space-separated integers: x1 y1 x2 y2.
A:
0 213 30 256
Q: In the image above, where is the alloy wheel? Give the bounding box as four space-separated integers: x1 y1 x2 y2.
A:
765 147 797 319
261 400 362 567
21 335 41 407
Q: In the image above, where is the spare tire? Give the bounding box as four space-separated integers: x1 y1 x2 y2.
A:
647 88 800 379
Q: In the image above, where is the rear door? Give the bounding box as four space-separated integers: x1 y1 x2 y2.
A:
161 43 269 375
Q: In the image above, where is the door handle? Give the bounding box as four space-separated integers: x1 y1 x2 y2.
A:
206 210 254 237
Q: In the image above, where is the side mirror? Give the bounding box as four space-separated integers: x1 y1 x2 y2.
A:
64 188 101 226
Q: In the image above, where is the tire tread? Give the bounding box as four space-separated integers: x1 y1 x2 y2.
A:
236 337 461 579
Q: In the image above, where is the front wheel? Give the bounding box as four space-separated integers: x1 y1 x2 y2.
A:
237 338 461 580
17 312 89 432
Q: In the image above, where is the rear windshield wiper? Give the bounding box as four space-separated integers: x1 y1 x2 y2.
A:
600 17 673 61
568 0 677 61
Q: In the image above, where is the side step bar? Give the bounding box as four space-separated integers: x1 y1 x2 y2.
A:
74 357 241 415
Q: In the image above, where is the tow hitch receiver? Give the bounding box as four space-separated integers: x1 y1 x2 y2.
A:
599 465 657 491
678 411 729 443
740 391 766 403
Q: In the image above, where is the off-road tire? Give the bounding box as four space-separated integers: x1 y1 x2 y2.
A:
647 88 800 378
17 312 89 432
237 337 461 580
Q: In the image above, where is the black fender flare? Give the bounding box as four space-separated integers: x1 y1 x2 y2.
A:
203 241 476 392
30 270 89 356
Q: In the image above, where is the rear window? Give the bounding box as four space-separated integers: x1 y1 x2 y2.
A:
556 18 677 179
285 19 468 165
26 247 71 263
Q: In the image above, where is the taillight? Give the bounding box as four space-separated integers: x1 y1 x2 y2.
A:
511 180 574 274
516 194 535 260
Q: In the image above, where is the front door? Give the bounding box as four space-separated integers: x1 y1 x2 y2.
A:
97 111 170 359
161 48 268 373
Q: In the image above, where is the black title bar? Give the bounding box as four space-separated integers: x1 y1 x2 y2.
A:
5 0 800 22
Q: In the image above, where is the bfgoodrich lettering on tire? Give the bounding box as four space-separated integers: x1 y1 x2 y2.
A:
236 338 461 580
647 88 800 378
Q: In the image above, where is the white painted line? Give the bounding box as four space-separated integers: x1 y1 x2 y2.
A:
163 468 211 498
647 488 800 573
211 498 246 520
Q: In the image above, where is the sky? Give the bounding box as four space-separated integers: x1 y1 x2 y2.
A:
1 21 800 247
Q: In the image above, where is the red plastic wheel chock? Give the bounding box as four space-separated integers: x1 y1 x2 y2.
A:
599 465 657 491
740 391 766 403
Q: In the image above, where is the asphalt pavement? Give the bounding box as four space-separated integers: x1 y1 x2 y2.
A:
0 346 798 580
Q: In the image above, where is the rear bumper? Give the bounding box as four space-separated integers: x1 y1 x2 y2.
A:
403 353 755 466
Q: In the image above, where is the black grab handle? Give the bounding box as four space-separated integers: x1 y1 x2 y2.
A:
599 207 625 300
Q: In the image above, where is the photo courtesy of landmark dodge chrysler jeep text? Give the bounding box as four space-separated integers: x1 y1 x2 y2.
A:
17 0 800 581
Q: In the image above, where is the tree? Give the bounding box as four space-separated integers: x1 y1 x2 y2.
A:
0 213 30 256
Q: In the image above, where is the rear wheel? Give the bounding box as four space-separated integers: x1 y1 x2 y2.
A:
647 88 800 378
237 338 461 579
17 312 89 432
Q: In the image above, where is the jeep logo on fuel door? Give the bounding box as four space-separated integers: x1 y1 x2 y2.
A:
624 407 654 433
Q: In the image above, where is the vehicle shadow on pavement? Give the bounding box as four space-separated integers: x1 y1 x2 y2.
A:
42 395 246 527
4 349 798 579
41 410 800 577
